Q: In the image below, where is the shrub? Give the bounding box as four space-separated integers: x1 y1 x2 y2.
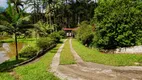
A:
76 21 94 46
19 45 38 58
58 30 66 38
36 37 55 49
49 32 61 43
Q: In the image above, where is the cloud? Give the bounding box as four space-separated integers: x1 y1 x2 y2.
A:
0 0 8 8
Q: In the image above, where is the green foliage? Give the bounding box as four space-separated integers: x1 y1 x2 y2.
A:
35 21 50 37
35 21 59 37
49 32 61 43
19 45 38 58
93 0 142 49
0 73 15 80
36 37 55 49
58 30 66 38
76 21 94 46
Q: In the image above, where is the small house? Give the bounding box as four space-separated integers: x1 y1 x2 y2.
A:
63 27 78 37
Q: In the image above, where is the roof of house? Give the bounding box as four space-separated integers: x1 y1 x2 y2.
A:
63 27 78 31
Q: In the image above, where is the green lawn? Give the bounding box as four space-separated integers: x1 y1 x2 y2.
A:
0 38 36 43
0 73 15 80
0 43 61 80
72 39 142 66
60 39 76 65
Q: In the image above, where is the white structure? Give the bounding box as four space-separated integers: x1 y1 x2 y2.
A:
115 46 142 54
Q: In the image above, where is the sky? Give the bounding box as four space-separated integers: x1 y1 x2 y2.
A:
0 0 8 8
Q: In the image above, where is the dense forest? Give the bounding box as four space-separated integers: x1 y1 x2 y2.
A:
0 0 97 35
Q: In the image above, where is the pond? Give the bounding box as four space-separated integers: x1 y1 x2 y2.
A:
0 42 25 64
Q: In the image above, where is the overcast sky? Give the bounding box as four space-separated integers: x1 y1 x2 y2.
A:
0 0 8 8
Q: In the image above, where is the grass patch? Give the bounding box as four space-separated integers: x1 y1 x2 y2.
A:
0 58 26 72
72 39 142 66
60 39 76 65
13 44 61 80
0 73 15 80
0 38 36 43
0 58 26 80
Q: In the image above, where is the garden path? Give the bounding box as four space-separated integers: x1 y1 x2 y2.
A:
50 38 142 80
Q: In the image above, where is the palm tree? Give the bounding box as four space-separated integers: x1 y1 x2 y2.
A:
0 1 33 60
10 0 24 13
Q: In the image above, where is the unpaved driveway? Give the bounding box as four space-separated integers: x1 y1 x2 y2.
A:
51 38 142 80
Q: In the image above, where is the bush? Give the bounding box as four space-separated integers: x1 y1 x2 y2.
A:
58 30 66 38
93 0 142 49
36 37 55 49
76 21 94 46
19 45 38 58
49 32 61 43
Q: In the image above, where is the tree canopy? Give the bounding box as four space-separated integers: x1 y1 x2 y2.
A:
93 0 142 49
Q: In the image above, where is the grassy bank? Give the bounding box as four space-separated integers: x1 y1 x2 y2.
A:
72 39 142 66
0 43 62 80
60 39 76 65
0 73 15 80
0 38 36 43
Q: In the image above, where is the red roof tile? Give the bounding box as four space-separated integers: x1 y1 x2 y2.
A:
63 27 78 31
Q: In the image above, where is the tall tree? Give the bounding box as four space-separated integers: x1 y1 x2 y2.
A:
52 0 97 28
10 0 24 13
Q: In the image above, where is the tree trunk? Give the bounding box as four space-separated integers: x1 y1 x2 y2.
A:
33 0 36 23
49 4 52 33
15 33 18 60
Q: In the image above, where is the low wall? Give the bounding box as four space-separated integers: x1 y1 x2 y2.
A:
115 46 142 54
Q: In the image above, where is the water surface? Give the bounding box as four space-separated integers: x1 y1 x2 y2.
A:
0 42 25 64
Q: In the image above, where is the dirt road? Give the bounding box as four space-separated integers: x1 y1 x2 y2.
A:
51 39 142 80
